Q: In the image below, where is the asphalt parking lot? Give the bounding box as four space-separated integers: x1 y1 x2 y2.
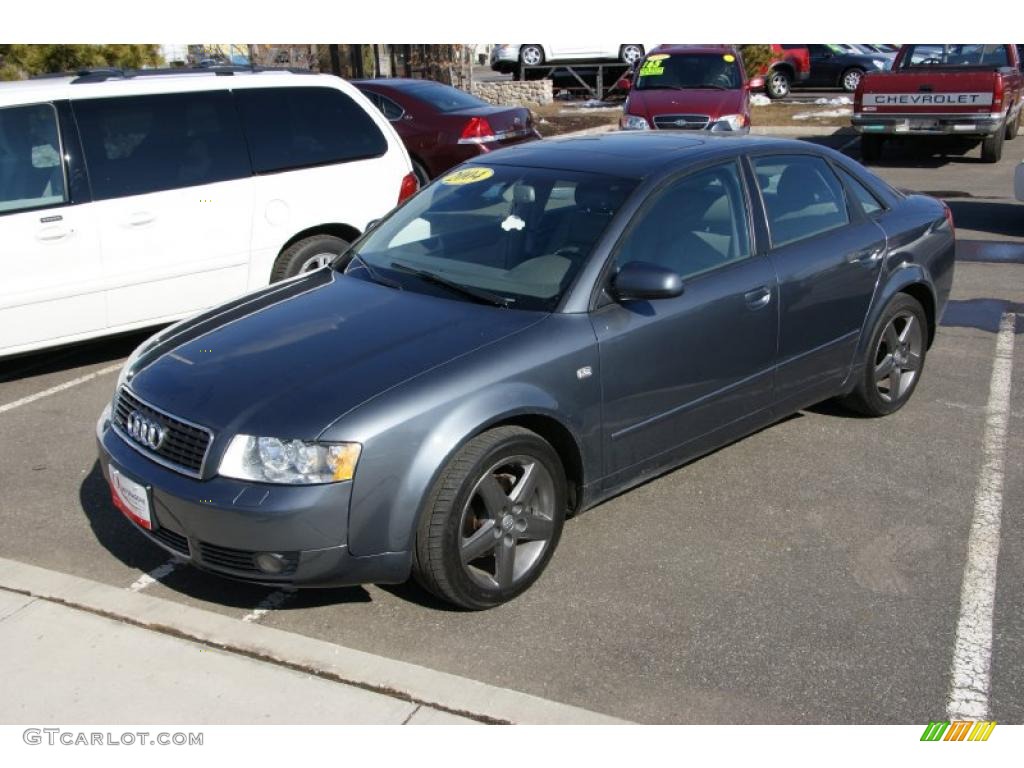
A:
1 132 1021 724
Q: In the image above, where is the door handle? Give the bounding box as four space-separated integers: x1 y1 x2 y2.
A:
847 246 886 265
36 225 72 242
744 286 772 310
125 211 156 227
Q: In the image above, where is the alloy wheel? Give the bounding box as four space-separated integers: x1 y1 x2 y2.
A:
843 69 863 92
298 252 335 273
873 310 924 403
768 71 790 98
458 455 556 590
621 45 644 64
520 46 543 67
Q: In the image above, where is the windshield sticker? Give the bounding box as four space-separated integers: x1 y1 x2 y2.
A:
501 214 526 232
441 167 495 185
723 54 736 63
639 59 665 76
645 54 669 61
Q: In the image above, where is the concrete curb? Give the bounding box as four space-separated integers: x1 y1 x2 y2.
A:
0 557 627 725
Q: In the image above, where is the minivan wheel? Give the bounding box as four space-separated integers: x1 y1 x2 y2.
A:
413 426 567 610
841 294 928 417
766 68 791 99
271 234 351 281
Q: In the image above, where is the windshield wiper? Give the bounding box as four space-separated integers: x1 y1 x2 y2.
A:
341 252 402 290
389 261 514 308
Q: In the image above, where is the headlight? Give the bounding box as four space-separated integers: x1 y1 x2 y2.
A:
218 435 361 484
709 113 748 132
620 113 650 130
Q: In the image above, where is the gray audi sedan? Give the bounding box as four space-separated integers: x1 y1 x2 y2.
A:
97 133 955 609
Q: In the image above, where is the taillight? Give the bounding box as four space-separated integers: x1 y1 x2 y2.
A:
398 172 418 204
458 116 498 144
942 200 955 234
993 73 1004 108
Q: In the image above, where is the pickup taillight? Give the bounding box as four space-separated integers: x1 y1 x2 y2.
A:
994 73 1005 109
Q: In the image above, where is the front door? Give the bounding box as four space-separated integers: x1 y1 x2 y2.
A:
592 160 779 489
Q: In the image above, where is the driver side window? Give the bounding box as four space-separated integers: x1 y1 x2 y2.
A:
614 162 752 281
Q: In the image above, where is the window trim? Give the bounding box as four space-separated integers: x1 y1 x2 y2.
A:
748 151 857 251
0 101 70 218
589 156 759 310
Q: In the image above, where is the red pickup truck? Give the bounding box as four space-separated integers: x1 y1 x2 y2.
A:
853 44 1023 163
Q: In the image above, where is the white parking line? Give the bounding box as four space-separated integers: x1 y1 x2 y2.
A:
242 589 296 623
127 559 183 593
947 312 1017 721
0 362 122 415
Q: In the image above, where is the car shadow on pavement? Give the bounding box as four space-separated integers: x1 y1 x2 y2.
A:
79 462 372 610
864 138 985 169
0 328 157 384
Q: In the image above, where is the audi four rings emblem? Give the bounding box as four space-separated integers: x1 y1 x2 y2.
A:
126 410 166 450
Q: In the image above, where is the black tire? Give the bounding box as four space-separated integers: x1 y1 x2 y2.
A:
840 67 865 93
1005 108 1020 140
766 68 791 99
519 44 544 68
860 134 884 164
981 122 1005 162
412 426 567 610
841 293 928 417
411 160 430 188
270 234 350 282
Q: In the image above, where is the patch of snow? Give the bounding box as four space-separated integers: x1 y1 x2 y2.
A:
750 94 772 106
813 96 852 105
792 108 853 120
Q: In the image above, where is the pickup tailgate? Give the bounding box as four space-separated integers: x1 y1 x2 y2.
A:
859 70 996 114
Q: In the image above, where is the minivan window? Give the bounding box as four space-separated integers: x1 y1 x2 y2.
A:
0 103 66 214
754 155 850 247
235 86 388 173
74 91 250 200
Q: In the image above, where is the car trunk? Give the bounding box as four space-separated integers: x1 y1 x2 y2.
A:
859 70 999 115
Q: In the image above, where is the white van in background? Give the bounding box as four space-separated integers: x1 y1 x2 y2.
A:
0 69 416 357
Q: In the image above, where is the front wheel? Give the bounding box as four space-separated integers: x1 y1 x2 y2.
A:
841 67 864 93
766 68 791 99
412 426 567 610
840 294 928 417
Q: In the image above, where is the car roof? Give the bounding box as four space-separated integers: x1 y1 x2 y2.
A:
0 69 347 108
648 44 738 56
352 78 454 91
466 132 817 179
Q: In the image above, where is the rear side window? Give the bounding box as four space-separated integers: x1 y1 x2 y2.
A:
837 167 883 216
235 86 388 173
361 90 404 121
0 103 66 214
74 91 250 200
754 155 850 247
403 82 489 112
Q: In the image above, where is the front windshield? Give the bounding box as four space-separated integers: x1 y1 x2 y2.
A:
344 164 637 311
635 52 742 91
900 44 1009 69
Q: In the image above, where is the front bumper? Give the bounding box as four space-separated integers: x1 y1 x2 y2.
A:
852 114 1002 137
95 406 410 587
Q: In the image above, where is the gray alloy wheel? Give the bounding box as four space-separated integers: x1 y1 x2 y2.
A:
620 45 645 65
841 68 864 93
520 45 544 67
872 310 924 404
298 252 335 273
841 293 928 417
766 68 791 99
412 426 566 610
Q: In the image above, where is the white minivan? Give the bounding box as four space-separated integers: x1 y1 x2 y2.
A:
0 69 416 357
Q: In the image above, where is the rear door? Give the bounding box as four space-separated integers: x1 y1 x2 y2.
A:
750 153 886 411
593 160 778 488
74 90 254 329
0 101 104 354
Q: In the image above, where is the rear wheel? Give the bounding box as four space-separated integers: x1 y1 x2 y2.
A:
271 234 350 282
982 121 1005 162
840 67 865 93
860 134 884 164
412 426 567 610
841 293 928 417
1005 108 1020 140
766 68 791 99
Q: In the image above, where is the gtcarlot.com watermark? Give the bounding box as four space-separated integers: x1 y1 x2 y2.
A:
23 729 203 746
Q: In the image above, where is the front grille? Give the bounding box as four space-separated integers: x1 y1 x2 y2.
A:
653 114 710 130
113 388 213 477
152 526 190 556
199 542 299 577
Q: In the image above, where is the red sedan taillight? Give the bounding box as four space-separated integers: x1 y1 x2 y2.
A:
398 171 418 204
458 116 498 144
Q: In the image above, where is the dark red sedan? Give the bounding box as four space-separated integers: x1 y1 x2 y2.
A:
353 78 540 186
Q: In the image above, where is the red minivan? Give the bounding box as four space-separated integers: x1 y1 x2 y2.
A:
619 45 760 133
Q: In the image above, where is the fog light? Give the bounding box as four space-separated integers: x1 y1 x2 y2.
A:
255 552 287 574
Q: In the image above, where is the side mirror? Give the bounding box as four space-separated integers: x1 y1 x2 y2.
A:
616 74 632 91
612 262 684 302
747 75 765 91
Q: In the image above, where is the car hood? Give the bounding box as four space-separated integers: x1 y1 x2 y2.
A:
627 88 745 119
127 270 545 439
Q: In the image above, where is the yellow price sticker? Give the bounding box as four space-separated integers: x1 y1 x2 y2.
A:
646 54 670 61
723 54 735 63
441 167 495 185
639 60 665 77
